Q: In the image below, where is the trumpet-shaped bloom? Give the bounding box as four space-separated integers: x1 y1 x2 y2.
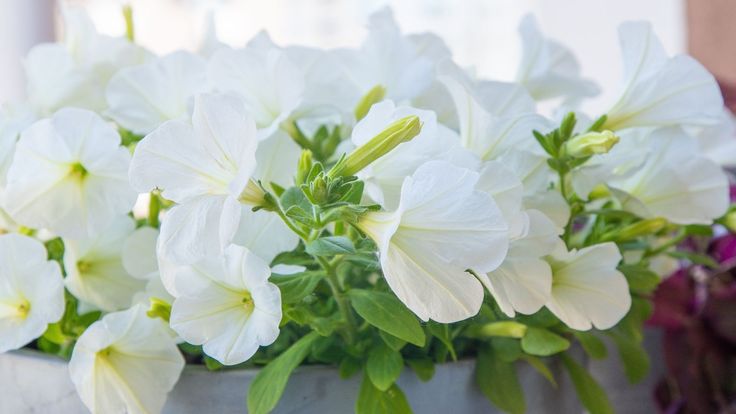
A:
4 108 137 238
515 15 599 103
545 242 630 330
106 51 208 135
0 103 36 193
335 8 437 104
0 234 64 353
129 93 258 264
440 74 549 161
208 47 304 139
352 100 477 208
358 161 509 323
608 127 729 225
480 210 558 317
25 8 149 115
64 216 146 312
604 22 722 130
69 305 184 414
168 245 282 365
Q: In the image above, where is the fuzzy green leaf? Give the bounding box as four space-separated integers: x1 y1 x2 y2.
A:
356 374 413 414
306 236 355 256
476 347 525 414
367 343 404 391
348 289 425 347
521 327 570 356
561 354 614 414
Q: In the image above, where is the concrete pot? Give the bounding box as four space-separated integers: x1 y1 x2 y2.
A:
0 349 582 413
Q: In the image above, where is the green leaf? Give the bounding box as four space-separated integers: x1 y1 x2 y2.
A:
406 358 435 382
271 271 325 304
204 356 224 371
366 343 404 391
427 322 456 360
667 251 719 269
561 354 614 414
379 330 407 351
521 327 570 356
356 374 413 414
521 355 557 387
280 186 312 211
339 357 362 379
348 289 425 347
305 236 355 256
610 332 650 383
490 337 521 362
247 332 320 414
618 264 660 294
574 332 607 360
476 347 525 414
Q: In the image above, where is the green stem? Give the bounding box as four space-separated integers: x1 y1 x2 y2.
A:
148 192 161 227
122 5 135 42
318 257 357 344
644 230 687 258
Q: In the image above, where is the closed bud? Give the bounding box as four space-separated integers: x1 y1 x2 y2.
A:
296 150 313 185
614 217 668 241
354 85 387 121
724 210 736 233
310 175 329 204
328 115 422 178
147 297 172 322
239 179 267 207
565 130 619 158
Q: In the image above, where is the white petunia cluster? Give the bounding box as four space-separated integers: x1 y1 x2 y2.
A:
0 7 730 414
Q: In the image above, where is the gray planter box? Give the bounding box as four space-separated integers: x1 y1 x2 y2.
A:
0 350 581 413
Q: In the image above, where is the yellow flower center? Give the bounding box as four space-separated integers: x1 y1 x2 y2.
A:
68 162 88 181
242 291 255 316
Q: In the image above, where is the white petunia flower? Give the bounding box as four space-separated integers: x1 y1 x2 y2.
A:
0 234 64 353
696 109 736 168
352 100 477 209
106 51 208 135
357 161 509 323
0 103 36 194
515 15 599 103
69 304 184 414
4 108 137 238
604 22 722 130
440 73 549 161
608 127 729 225
545 242 631 331
168 244 281 365
208 46 304 139
480 210 558 317
334 8 438 105
25 8 149 115
64 216 146 312
129 93 258 264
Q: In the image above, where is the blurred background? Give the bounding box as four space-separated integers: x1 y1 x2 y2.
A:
0 0 701 114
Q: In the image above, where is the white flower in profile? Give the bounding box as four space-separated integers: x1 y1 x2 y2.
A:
440 73 550 161
69 304 184 414
545 242 631 331
357 161 509 323
515 15 599 103
334 8 438 104
352 100 477 209
64 216 146 312
474 161 559 317
129 93 259 264
608 127 729 225
0 234 64 353
4 108 137 238
106 51 208 135
25 8 149 115
603 22 722 131
208 46 304 139
0 103 36 193
168 245 281 365
696 109 736 168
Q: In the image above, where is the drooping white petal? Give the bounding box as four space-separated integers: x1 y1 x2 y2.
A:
696 109 736 168
122 226 160 279
609 127 729 225
545 242 631 331
4 108 136 238
0 234 64 353
69 305 184 414
232 207 298 264
208 47 304 139
63 216 146 312
479 209 558 316
605 22 722 130
168 245 282 365
516 15 599 102
106 51 208 135
359 161 509 323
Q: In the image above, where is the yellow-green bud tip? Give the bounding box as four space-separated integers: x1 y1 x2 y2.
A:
354 85 387 121
565 130 620 158
329 115 422 178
